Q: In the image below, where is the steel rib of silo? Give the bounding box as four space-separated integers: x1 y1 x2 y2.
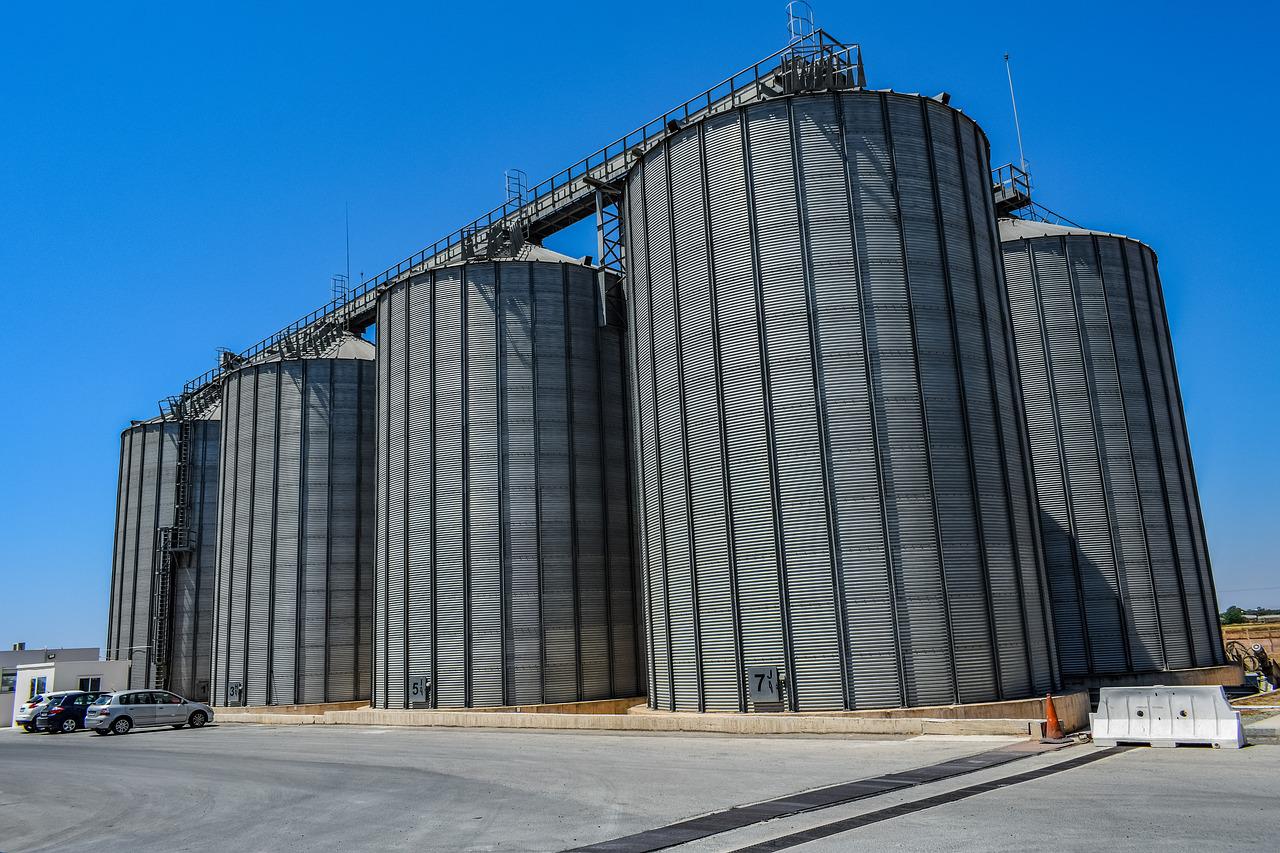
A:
838 94 907 709
1016 238 1097 674
661 124 705 712
1116 244 1195 666
704 117 747 713
950 106 1037 692
919 97 1003 699
624 179 659 708
741 106 798 711
1138 249 1218 662
881 92 961 705
1065 236 1135 672
787 96 852 709
1121 245 1199 664
982 178 1058 688
1077 234 1156 670
1146 250 1221 661
1095 236 1170 670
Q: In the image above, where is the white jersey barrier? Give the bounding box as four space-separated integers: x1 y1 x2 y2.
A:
1091 685 1245 749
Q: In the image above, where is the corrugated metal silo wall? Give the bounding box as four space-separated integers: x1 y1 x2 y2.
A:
211 358 375 706
1001 231 1223 676
624 91 1059 712
106 419 219 697
372 260 639 708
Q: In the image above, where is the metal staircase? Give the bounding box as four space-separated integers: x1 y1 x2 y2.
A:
161 30 866 419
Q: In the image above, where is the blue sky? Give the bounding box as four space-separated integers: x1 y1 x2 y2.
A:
2 2 1276 650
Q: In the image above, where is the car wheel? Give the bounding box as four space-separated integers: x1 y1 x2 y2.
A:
92 728 111 736
22 724 35 733
59 717 79 734
188 711 208 729
111 717 133 735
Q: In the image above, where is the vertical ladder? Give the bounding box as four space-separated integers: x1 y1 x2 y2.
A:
152 410 194 690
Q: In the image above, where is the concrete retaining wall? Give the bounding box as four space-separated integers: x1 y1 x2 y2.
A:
212 700 367 715
216 707 1048 736
629 692 1089 731
214 691 1092 737
1065 664 1244 691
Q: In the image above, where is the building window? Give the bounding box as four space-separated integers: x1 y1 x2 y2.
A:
79 676 102 692
1 669 15 694
30 676 47 698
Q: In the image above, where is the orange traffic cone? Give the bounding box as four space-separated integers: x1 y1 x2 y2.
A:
1043 693 1066 741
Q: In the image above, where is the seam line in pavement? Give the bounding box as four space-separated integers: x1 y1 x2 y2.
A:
728 746 1133 852
564 742 1070 853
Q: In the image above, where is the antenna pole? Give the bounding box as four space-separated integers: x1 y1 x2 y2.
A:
1004 52 1028 174
345 203 351 285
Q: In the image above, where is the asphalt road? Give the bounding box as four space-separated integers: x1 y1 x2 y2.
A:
0 723 1273 852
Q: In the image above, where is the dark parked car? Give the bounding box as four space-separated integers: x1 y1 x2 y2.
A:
35 691 110 733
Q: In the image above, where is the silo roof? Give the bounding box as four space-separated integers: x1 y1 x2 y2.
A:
998 217 1132 243
127 403 222 431
321 332 376 361
512 244 585 264
436 243 593 269
251 332 375 365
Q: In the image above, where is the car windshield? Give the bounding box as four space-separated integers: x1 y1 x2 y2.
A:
91 694 113 705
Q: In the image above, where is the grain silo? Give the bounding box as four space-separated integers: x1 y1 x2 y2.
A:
625 90 1059 712
999 218 1224 678
106 416 220 698
373 248 639 709
211 335 376 706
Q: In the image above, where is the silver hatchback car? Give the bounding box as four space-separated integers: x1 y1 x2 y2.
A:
88 690 214 736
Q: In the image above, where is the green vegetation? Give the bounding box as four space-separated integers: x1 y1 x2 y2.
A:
1221 606 1249 625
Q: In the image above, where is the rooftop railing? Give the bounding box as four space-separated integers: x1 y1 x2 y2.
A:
166 30 863 418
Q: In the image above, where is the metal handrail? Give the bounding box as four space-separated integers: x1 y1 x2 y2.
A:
992 162 1032 198
168 30 863 416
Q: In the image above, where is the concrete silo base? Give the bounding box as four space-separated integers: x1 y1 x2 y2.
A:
212 700 368 715
1064 664 1245 693
629 691 1091 736
213 691 1089 737
1064 666 1244 691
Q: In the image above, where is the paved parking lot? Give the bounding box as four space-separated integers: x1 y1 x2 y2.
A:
0 723 1274 852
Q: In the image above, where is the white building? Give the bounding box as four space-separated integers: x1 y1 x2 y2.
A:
2 644 100 725
9 658 132 727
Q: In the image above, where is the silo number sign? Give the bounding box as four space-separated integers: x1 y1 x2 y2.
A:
409 676 430 705
747 666 780 703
